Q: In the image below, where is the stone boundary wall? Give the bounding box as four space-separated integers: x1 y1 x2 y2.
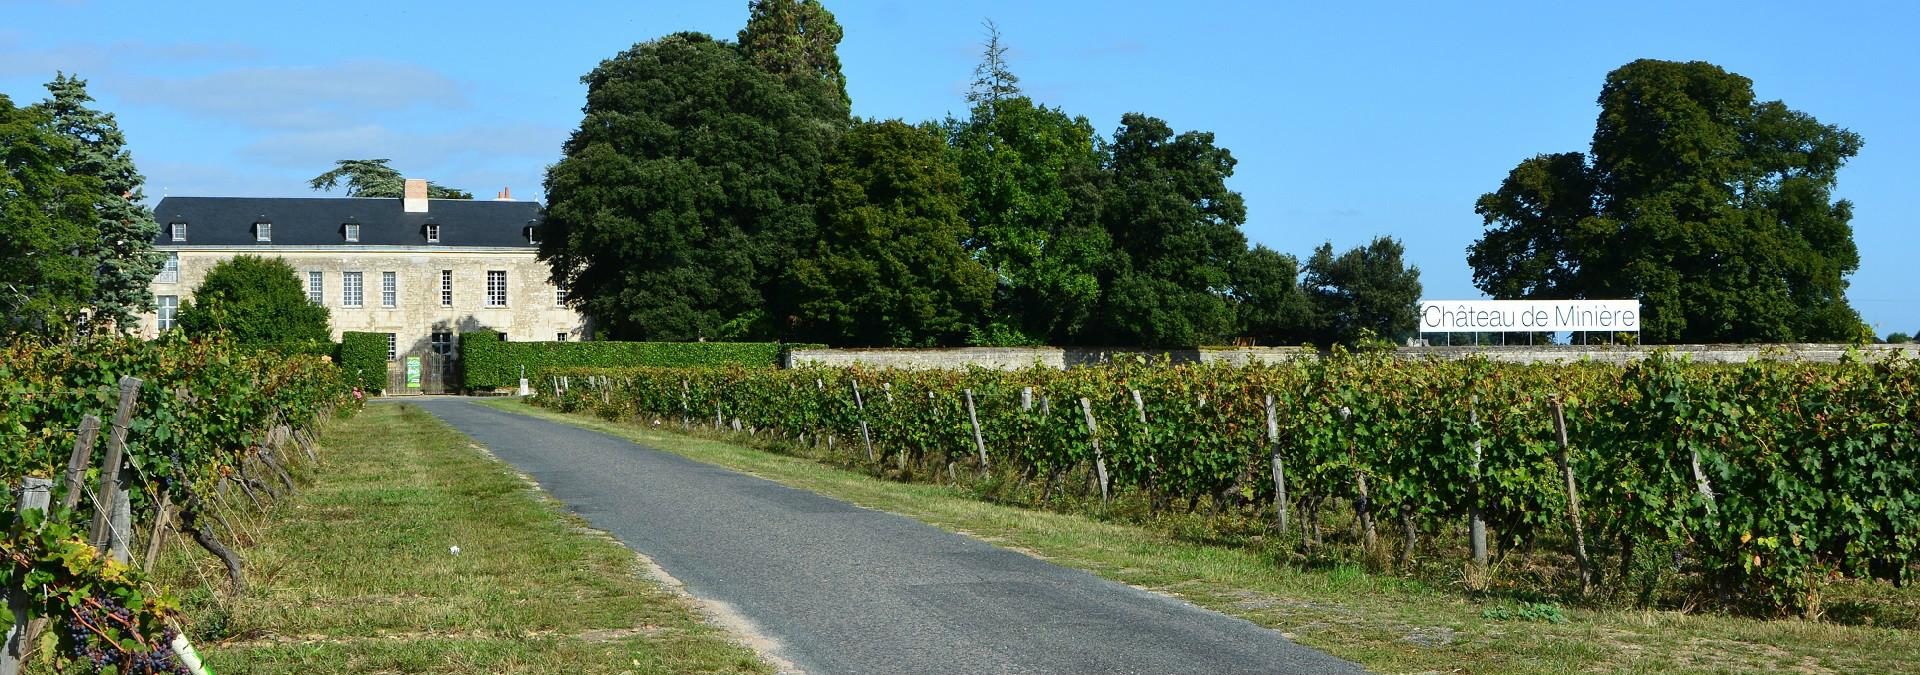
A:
784 344 1920 370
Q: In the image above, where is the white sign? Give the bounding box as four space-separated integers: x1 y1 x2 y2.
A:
1419 300 1640 333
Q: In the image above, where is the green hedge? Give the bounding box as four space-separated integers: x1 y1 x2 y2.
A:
338 331 388 393
458 330 806 390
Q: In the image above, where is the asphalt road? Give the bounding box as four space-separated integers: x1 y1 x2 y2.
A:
412 398 1363 674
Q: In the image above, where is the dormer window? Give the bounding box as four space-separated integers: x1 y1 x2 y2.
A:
425 223 441 243
343 223 361 242
254 222 272 242
526 226 540 245
170 223 186 242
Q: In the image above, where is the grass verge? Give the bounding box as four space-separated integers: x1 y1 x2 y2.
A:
151 402 771 675
485 398 1920 675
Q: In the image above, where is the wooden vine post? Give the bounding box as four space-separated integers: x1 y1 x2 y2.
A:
22 420 104 651
1 477 53 675
1265 395 1289 534
90 376 142 563
852 380 875 463
1340 405 1377 551
1549 395 1592 594
681 379 691 430
1078 398 1110 503
142 495 173 573
964 389 988 469
1468 396 1489 568
59 416 102 511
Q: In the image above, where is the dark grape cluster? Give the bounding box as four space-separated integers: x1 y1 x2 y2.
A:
62 596 193 675
156 450 186 494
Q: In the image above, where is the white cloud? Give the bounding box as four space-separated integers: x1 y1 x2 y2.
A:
118 60 466 129
0 37 262 78
239 123 566 170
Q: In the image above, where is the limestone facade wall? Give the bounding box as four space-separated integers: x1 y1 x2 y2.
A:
140 246 587 358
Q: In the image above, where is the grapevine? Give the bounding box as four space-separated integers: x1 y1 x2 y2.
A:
540 348 1918 614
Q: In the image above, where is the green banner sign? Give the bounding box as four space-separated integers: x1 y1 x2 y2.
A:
406 356 422 388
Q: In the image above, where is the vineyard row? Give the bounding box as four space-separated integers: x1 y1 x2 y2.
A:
536 350 1919 614
1 336 356 674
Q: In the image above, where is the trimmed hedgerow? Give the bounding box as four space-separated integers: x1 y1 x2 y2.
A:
338 331 389 393
458 330 804 390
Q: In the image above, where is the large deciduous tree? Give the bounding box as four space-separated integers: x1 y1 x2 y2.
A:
309 159 472 199
950 96 1109 345
0 93 101 339
32 74 166 335
1471 59 1865 343
784 120 992 345
1092 113 1247 346
541 32 836 341
1302 237 1422 345
175 255 331 348
1230 245 1316 346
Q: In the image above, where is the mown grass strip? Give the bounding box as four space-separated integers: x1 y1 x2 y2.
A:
486 398 1920 675
153 403 771 675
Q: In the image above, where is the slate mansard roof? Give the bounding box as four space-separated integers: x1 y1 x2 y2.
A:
151 196 543 248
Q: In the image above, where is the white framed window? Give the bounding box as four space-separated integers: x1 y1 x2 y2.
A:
439 270 452 306
156 253 180 284
307 271 323 304
169 223 186 242
386 333 397 361
425 224 440 243
343 223 360 242
555 280 568 306
156 295 178 331
254 222 271 242
342 271 363 307
381 271 397 308
555 332 569 342
527 226 539 245
485 270 507 307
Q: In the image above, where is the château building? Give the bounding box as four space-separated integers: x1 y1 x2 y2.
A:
137 179 587 391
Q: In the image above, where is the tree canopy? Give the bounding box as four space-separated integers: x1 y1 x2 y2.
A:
31 73 166 335
541 32 836 341
1093 113 1248 347
1470 59 1865 343
949 96 1109 345
739 0 850 114
1302 237 1422 345
175 254 331 348
0 93 102 340
308 159 472 199
783 119 993 345
1231 245 1316 346
542 6 1417 349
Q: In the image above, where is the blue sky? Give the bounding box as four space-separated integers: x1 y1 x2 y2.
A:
3 1 1914 334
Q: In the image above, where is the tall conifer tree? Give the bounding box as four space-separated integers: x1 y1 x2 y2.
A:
739 0 849 114
33 73 165 334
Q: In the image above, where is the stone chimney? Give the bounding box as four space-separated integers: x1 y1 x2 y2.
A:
495 186 513 201
403 178 429 213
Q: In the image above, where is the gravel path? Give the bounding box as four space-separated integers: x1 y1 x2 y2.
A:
413 398 1363 674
